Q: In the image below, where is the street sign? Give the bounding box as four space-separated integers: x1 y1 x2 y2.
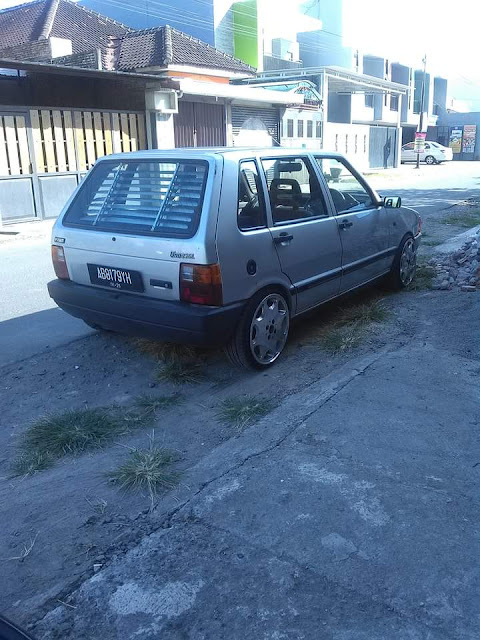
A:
414 132 426 153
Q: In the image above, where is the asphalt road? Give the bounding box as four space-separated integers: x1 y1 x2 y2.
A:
0 236 92 367
1 161 480 369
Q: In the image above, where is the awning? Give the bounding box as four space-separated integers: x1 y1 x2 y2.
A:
323 67 407 95
238 65 408 96
178 78 304 106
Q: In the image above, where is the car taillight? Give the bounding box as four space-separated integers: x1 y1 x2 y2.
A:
440 149 445 153
51 245 70 280
180 263 222 306
417 216 423 235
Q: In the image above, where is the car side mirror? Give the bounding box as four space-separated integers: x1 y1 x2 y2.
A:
383 196 402 208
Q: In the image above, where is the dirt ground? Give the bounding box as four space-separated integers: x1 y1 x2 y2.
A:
0 203 478 630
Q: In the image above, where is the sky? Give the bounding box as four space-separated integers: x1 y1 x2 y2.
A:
1 0 479 106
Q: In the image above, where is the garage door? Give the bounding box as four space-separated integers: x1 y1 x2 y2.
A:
174 102 226 148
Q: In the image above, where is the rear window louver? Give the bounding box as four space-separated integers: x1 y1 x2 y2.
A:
64 160 208 237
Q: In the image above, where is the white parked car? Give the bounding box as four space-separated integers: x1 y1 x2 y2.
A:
401 141 453 165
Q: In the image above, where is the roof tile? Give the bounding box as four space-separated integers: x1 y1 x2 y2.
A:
0 0 130 55
117 25 254 74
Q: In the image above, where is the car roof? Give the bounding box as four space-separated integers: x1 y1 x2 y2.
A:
96 147 348 163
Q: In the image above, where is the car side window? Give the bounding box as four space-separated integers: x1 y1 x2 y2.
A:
425 143 430 149
237 160 267 231
260 156 328 225
314 157 374 214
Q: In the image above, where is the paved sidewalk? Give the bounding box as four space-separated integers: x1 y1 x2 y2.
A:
36 293 480 640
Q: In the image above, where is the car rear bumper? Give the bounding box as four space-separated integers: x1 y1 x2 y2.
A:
48 279 245 346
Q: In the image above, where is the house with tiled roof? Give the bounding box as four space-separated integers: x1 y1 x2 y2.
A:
114 25 254 81
0 0 254 80
0 0 307 226
0 0 130 66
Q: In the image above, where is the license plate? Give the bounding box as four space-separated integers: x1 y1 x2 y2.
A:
87 264 144 292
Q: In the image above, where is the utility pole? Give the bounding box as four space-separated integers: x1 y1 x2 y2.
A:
415 54 427 169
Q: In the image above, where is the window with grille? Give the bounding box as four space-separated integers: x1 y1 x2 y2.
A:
287 119 294 137
63 160 208 237
297 120 304 138
307 121 313 138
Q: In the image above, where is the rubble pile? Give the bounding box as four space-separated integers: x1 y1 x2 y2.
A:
430 229 480 291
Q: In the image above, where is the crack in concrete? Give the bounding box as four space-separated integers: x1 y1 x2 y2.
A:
32 349 392 630
162 349 390 530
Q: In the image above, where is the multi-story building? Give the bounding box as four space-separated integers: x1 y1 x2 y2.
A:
79 0 314 72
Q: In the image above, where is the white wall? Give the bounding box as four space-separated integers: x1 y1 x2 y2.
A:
281 109 323 150
351 93 399 125
351 94 375 123
323 122 370 171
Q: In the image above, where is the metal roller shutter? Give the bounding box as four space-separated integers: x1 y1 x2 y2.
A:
231 106 280 145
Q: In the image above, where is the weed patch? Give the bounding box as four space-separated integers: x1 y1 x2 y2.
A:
443 209 480 228
217 396 274 430
309 299 390 353
318 322 365 353
337 300 390 326
133 339 199 364
12 408 126 475
156 361 205 385
108 438 179 509
134 393 183 417
12 451 55 476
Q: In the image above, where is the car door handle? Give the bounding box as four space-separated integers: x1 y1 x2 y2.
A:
274 233 294 245
338 219 353 230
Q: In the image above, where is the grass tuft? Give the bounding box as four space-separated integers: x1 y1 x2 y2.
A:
443 209 480 228
12 451 55 476
134 393 183 416
12 408 126 475
308 299 390 353
133 339 198 364
156 361 205 385
108 440 179 509
336 300 390 326
318 322 365 353
217 396 274 430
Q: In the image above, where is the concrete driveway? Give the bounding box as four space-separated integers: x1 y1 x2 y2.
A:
36 291 480 640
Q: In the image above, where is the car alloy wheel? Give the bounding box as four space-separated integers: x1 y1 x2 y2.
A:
425 155 435 165
399 237 417 286
249 293 289 365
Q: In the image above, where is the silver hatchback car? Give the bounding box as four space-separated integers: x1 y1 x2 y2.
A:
48 148 421 369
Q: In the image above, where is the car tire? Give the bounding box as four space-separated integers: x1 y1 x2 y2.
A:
387 234 417 290
225 289 290 369
425 155 436 165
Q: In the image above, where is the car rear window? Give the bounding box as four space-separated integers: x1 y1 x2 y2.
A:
63 160 208 237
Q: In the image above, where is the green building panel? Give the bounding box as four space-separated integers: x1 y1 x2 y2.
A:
233 0 258 69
